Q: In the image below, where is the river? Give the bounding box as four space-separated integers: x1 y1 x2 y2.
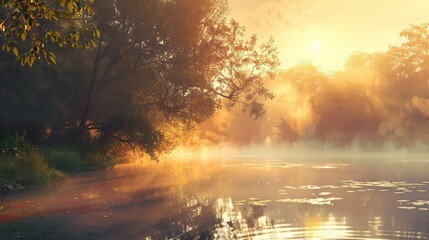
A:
1 152 429 239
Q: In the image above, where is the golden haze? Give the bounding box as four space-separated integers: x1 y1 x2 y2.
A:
229 0 429 71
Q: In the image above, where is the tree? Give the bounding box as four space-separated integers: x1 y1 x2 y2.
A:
384 23 429 97
70 0 278 158
276 117 298 144
389 23 429 81
282 62 327 93
0 47 84 142
0 0 97 66
311 80 382 145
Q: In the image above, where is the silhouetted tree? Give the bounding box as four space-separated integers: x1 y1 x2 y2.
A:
276 117 298 143
71 0 278 158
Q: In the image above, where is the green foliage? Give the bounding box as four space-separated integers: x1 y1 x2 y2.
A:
68 0 279 160
43 146 82 173
0 45 92 142
0 132 65 188
81 150 116 169
0 0 97 66
0 148 52 186
113 156 130 165
0 0 279 163
0 130 33 157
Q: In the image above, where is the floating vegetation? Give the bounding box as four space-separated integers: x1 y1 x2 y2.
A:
410 200 429 206
233 200 246 206
278 189 288 195
279 179 429 200
338 180 427 193
341 180 398 188
231 199 271 206
249 200 271 206
395 187 412 193
286 185 321 190
276 164 306 169
248 198 260 201
312 165 337 169
395 200 429 210
322 185 340 189
277 179 429 211
276 197 342 205
318 192 332 196
310 164 349 169
398 206 416 210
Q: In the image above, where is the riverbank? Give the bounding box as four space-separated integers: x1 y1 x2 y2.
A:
0 132 129 195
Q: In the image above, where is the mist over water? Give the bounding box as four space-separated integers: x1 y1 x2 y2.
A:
2 151 429 239
171 143 429 163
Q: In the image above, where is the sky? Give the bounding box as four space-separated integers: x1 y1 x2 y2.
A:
229 0 429 72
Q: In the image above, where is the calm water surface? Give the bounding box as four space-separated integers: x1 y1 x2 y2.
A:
1 154 429 239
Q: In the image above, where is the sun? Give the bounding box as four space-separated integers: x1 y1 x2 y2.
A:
311 43 319 53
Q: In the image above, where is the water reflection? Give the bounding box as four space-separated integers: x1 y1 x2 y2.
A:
1 157 429 239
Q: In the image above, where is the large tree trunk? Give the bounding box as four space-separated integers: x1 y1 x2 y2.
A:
74 36 103 142
75 48 123 142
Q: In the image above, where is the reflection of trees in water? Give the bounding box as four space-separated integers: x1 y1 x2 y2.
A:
149 197 275 239
150 194 429 239
150 195 219 239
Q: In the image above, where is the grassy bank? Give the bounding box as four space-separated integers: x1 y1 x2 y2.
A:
0 132 129 194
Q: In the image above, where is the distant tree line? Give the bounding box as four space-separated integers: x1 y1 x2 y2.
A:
187 23 429 149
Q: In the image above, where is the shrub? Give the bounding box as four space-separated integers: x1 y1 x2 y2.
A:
0 150 52 186
81 150 116 169
0 131 34 158
113 156 131 165
43 146 82 173
0 131 56 188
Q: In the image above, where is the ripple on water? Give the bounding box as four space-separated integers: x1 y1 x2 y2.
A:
233 223 429 240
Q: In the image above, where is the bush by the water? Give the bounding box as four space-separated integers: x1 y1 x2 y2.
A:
0 150 55 186
0 131 60 188
0 131 130 191
81 150 117 169
0 131 33 157
43 146 82 173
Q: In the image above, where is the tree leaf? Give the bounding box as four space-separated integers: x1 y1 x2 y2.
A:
49 55 57 64
12 47 18 57
29 56 35 67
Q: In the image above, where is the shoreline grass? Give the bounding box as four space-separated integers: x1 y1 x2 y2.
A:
0 132 132 195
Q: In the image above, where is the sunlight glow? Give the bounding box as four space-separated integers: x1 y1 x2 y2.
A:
229 0 429 72
311 43 319 53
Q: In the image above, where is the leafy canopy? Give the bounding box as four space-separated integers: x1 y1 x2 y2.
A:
0 0 98 66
